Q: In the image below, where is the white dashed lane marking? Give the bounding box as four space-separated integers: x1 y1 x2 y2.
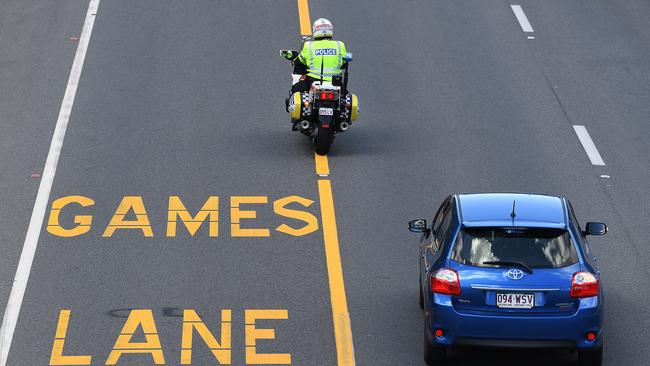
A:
573 125 606 166
511 5 535 33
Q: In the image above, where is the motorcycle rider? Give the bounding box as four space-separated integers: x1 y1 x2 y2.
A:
290 18 348 94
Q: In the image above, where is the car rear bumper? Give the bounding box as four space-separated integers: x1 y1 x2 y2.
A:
454 338 576 349
427 294 603 350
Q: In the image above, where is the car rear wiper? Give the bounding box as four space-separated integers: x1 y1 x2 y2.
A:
482 260 533 274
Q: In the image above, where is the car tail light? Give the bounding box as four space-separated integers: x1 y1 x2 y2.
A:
430 268 461 295
570 271 599 298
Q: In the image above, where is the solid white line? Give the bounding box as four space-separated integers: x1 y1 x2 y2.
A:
511 5 534 33
0 0 100 364
573 125 606 166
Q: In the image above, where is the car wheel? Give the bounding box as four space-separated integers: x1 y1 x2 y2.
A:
424 320 446 365
419 279 424 309
578 345 603 366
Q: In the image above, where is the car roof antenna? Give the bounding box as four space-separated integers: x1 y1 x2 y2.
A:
510 200 516 225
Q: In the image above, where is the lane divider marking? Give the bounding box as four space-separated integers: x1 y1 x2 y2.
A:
297 0 312 36
315 153 330 177
297 1 356 365
0 1 101 364
573 125 606 166
511 5 534 33
317 180 356 366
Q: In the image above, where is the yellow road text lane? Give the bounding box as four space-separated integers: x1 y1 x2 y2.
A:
49 308 291 365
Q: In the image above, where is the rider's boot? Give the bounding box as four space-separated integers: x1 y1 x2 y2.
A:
287 96 297 130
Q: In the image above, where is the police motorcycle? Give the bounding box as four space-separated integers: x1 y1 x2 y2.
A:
280 49 359 155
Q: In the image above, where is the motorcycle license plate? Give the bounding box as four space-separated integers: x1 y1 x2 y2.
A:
319 108 334 116
496 293 534 309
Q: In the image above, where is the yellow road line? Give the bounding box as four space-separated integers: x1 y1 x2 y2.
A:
314 153 330 176
297 0 312 36
317 179 355 366
296 2 355 363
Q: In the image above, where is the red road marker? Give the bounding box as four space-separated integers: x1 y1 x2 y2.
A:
30 172 41 179
69 36 79 42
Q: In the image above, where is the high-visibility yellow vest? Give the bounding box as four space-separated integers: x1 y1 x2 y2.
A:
298 39 347 81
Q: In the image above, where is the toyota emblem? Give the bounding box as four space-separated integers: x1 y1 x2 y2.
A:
505 268 525 280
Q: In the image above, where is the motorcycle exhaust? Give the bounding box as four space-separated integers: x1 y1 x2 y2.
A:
300 120 311 130
339 121 350 131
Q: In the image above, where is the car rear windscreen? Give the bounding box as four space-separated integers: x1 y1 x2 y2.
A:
451 228 579 268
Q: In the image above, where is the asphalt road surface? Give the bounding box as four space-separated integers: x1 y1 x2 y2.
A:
1 0 649 365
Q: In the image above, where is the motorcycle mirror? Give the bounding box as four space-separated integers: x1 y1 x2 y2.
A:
343 53 353 62
280 50 293 60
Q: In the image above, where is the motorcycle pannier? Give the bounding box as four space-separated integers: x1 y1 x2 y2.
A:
341 93 359 122
288 92 311 121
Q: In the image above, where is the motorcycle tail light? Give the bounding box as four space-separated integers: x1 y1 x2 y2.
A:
319 92 337 100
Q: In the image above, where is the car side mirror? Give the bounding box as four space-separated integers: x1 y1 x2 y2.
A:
584 222 607 236
408 219 428 233
331 75 343 87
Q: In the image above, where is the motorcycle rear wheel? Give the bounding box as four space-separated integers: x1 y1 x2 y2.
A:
314 127 332 155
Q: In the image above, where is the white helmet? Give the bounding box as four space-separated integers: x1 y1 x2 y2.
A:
312 18 333 39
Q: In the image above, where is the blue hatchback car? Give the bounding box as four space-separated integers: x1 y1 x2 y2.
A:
409 193 606 365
